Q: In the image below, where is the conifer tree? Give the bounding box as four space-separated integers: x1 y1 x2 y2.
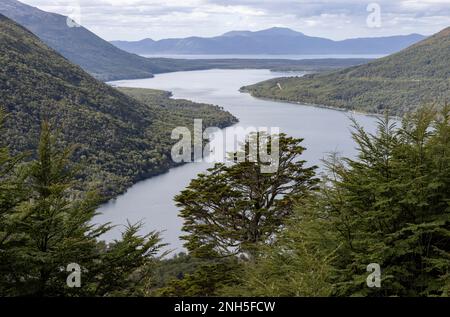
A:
175 133 318 258
10 121 106 296
231 106 450 297
0 109 28 295
1 120 165 296
325 106 450 296
223 197 337 297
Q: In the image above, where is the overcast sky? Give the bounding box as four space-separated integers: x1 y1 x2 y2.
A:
19 0 450 41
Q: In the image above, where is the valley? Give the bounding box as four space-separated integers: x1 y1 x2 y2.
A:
96 69 378 250
1 0 450 299
0 14 237 199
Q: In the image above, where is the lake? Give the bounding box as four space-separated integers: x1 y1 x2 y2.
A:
142 54 386 60
95 69 378 251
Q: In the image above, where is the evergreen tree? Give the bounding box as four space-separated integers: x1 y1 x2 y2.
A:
0 109 29 295
230 105 450 297
175 133 318 258
91 222 166 297
325 106 450 296
7 121 107 296
155 260 240 297
0 120 166 296
223 197 337 297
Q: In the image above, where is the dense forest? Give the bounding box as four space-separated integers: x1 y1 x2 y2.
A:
0 112 167 296
1 1 450 299
0 14 237 199
243 27 450 116
1 104 449 296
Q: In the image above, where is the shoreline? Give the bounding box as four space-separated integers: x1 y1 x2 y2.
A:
102 68 399 206
239 88 402 121
100 57 375 83
101 117 239 204
103 76 391 204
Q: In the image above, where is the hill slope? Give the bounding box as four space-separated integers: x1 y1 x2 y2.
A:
111 27 425 55
0 14 236 197
242 27 450 116
0 0 161 81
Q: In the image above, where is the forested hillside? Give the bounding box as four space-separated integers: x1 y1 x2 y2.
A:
2 11 449 295
0 14 237 197
243 27 450 116
0 111 169 296
0 0 161 81
2 101 449 296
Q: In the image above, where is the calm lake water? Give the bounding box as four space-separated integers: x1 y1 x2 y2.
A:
142 54 386 60
96 69 378 251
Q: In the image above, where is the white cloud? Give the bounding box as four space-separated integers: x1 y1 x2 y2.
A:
17 0 450 40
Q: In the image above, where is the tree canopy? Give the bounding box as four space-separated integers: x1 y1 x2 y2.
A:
0 118 166 296
175 133 318 258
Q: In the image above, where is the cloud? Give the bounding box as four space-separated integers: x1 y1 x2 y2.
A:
18 0 450 41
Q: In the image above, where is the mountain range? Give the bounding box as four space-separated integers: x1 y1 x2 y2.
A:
242 27 450 116
0 0 377 81
111 27 425 55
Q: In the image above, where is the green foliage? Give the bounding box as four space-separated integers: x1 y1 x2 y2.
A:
119 87 237 134
216 105 450 297
6 121 103 296
0 15 237 199
320 105 450 296
91 222 166 297
0 108 29 292
0 108 27 220
243 28 450 116
163 133 318 297
148 253 241 297
222 200 337 297
151 252 207 289
0 119 165 296
175 133 318 258
156 259 241 297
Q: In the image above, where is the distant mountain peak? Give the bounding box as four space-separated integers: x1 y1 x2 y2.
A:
138 38 155 43
222 30 253 37
223 27 303 38
257 27 304 36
